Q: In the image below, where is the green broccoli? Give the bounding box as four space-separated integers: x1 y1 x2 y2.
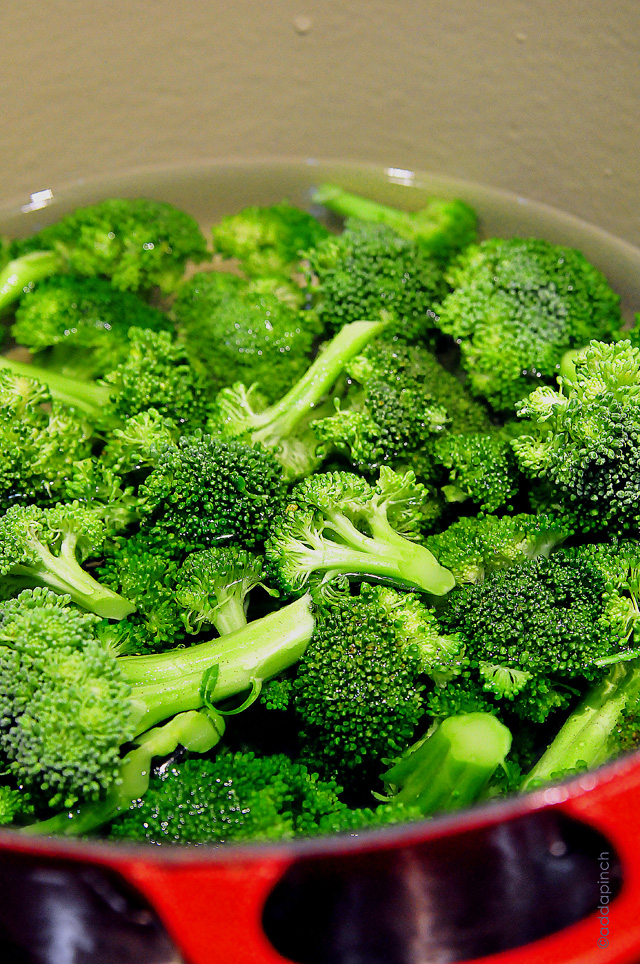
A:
433 430 520 513
0 504 136 620
138 433 286 553
293 583 461 786
11 274 173 380
265 468 455 597
212 318 388 479
305 219 448 342
425 513 567 586
0 368 93 509
437 238 623 409
439 553 625 722
512 340 640 534
380 713 512 815
521 657 640 790
312 340 491 483
7 197 207 299
211 201 330 277
312 184 477 261
108 751 344 845
176 547 272 636
173 271 322 402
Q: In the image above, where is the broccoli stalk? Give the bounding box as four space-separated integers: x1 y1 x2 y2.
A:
0 251 62 313
120 592 316 734
0 354 110 418
24 708 226 837
521 659 640 790
214 318 388 478
0 505 136 620
381 713 513 815
312 184 477 259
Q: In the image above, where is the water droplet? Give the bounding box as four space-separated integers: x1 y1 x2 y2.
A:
293 14 312 34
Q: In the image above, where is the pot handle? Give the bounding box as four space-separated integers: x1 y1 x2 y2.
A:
119 853 294 964
113 758 640 964
463 758 640 964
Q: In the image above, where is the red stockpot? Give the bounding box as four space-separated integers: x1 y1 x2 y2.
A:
2 160 640 964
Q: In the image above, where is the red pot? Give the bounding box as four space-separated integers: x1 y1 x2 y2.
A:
2 160 639 964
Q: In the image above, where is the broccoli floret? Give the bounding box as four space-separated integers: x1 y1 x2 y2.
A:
265 468 455 597
108 751 344 845
99 409 181 475
0 368 94 509
176 547 272 636
513 340 640 534
312 184 477 262
173 271 322 402
102 327 213 428
439 554 624 721
212 318 388 479
437 238 623 410
294 584 450 786
0 504 137 620
433 430 520 513
9 197 208 295
426 513 567 585
10 587 316 824
380 713 512 815
97 530 186 655
11 275 173 380
0 589 135 808
522 657 640 789
211 201 330 277
305 219 447 342
312 340 491 483
138 433 286 553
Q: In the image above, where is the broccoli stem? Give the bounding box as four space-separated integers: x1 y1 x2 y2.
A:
521 659 640 790
0 250 61 314
23 709 226 837
313 184 415 237
319 512 454 596
246 319 388 444
212 592 248 636
13 536 136 620
121 593 315 733
0 355 111 417
383 713 512 815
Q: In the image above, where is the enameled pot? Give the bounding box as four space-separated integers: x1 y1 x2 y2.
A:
1 159 639 964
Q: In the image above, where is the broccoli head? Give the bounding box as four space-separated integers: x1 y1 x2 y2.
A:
211 201 330 277
12 274 173 380
437 238 623 409
10 197 208 294
173 271 322 402
305 219 447 342
513 340 640 534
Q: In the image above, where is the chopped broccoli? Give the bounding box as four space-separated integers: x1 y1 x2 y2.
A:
0 504 136 620
9 197 207 296
381 713 512 815
312 184 477 261
12 274 173 380
173 271 322 402
305 219 447 342
211 201 330 277
437 238 623 410
265 468 455 597
176 546 273 635
312 340 491 482
293 584 459 786
108 751 344 845
512 340 640 534
212 318 388 479
138 433 286 552
433 430 520 513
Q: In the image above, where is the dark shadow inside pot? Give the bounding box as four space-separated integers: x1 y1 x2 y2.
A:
0 854 181 964
262 809 620 964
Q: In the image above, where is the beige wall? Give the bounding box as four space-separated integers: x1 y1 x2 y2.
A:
2 0 638 245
